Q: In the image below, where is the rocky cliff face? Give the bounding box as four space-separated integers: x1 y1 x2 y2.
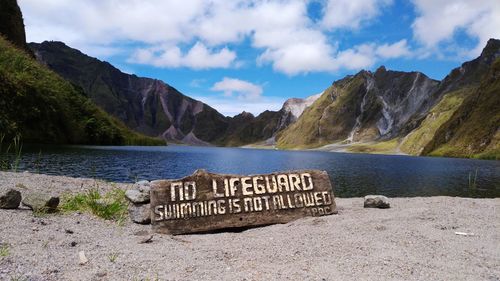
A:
421 57 500 158
275 93 321 133
28 38 499 158
0 0 31 54
30 41 230 145
277 39 500 159
276 68 439 148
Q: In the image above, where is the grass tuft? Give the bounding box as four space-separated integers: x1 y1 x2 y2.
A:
0 244 10 258
108 252 119 263
60 188 128 222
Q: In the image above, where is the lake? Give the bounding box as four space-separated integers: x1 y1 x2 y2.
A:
10 145 500 198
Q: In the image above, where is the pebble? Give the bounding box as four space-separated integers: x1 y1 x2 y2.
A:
78 251 88 265
0 188 22 209
364 195 391 209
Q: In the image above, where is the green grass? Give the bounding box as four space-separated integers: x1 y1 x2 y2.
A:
346 139 400 154
277 75 366 149
108 252 119 263
400 88 470 155
0 244 10 258
0 133 23 171
60 188 128 223
424 58 500 159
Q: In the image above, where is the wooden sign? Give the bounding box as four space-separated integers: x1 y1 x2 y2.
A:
150 169 336 235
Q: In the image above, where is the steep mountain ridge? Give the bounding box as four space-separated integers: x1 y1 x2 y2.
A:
277 39 500 159
277 68 439 148
30 41 230 145
422 57 500 158
0 0 30 53
0 37 163 145
0 0 162 145
27 38 499 158
275 93 322 132
30 41 317 146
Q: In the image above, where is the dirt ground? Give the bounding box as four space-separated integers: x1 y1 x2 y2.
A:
0 171 499 280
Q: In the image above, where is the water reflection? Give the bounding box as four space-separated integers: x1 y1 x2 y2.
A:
10 144 500 198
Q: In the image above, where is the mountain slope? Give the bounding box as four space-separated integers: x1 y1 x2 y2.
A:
422 58 500 159
277 68 439 149
0 37 163 145
0 0 30 53
30 41 231 145
277 39 500 159
29 41 319 147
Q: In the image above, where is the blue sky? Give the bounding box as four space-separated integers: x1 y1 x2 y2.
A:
19 0 500 116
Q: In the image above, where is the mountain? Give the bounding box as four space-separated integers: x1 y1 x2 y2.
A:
276 39 500 159
0 37 164 145
277 68 439 148
25 32 499 158
419 56 500 159
0 0 162 146
29 41 318 146
29 41 231 145
0 0 30 53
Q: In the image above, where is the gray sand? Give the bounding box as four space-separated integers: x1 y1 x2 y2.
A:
0 171 499 280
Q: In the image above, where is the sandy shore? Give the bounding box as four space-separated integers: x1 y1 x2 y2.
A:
0 171 499 280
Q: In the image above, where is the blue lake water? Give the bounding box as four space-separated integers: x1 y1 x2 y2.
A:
12 145 500 198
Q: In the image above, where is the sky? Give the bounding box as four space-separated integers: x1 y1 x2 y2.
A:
18 0 500 116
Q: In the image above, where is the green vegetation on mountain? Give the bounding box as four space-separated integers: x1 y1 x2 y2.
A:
275 39 499 159
277 73 381 149
423 58 500 159
29 41 288 147
216 111 281 146
0 36 164 145
346 139 400 154
399 88 471 155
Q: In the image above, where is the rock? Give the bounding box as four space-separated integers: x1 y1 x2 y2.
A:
78 251 88 265
70 241 77 247
138 235 154 244
125 189 149 204
364 195 391 209
138 184 151 194
128 203 151 224
0 189 22 209
135 180 150 187
22 192 60 213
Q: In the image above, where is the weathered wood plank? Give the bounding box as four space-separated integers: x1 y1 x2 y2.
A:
150 169 336 235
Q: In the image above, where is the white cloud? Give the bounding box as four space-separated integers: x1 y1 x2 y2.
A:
211 77 263 100
129 42 237 69
19 0 409 74
412 0 500 56
321 0 393 30
375 40 411 59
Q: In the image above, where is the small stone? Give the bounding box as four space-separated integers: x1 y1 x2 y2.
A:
138 235 154 244
22 192 60 213
0 189 22 209
128 203 151 224
138 184 151 194
125 189 150 204
135 180 150 186
78 251 88 265
364 195 391 209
